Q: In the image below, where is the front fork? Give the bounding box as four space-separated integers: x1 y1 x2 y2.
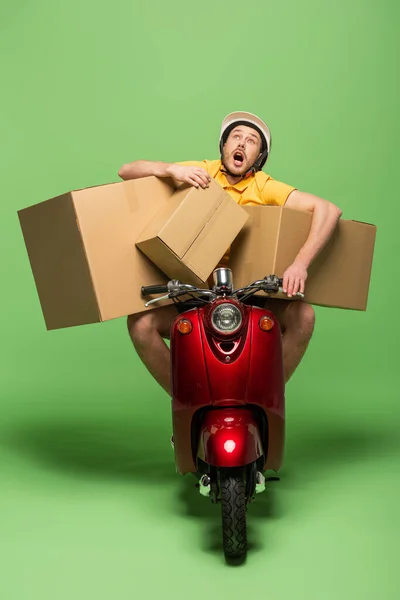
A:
193 408 270 501
197 465 266 502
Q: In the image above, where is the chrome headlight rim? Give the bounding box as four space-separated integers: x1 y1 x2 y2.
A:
210 302 243 336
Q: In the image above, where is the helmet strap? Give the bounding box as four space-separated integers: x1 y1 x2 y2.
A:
220 148 269 181
220 163 254 181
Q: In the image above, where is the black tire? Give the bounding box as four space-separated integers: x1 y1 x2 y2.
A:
220 474 247 562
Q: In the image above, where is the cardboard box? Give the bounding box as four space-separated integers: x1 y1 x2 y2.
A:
18 177 177 330
229 206 377 311
135 178 249 286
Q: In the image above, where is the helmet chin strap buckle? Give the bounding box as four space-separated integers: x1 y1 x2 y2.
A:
243 166 256 179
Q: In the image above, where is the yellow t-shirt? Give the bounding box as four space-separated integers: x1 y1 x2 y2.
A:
178 159 296 269
178 159 296 207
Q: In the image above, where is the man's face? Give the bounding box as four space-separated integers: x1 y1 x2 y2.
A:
222 125 263 177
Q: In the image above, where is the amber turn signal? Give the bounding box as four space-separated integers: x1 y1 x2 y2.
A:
259 316 274 331
177 319 193 335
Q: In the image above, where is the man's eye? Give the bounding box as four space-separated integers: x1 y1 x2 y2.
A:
248 139 255 144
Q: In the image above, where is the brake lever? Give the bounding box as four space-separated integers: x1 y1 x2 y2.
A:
144 288 217 308
278 287 305 298
145 293 170 307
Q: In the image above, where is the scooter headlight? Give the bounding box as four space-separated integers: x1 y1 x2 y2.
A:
211 303 242 335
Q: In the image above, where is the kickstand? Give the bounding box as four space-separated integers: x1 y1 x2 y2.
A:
265 476 280 482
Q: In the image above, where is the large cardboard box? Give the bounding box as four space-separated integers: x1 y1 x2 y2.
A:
18 177 177 330
135 178 249 286
229 206 377 311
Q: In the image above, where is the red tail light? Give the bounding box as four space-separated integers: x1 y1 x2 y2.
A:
223 439 236 453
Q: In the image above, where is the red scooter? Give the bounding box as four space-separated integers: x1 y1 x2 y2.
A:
141 268 302 563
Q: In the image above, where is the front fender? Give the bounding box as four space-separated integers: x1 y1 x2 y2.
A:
197 408 263 468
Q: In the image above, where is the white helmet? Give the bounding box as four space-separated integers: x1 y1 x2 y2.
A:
219 111 272 171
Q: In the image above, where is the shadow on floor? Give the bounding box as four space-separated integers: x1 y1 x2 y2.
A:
2 412 399 558
1 416 176 483
175 418 400 557
282 418 400 485
176 473 277 561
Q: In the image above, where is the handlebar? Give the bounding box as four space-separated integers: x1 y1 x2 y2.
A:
141 284 169 296
140 275 304 308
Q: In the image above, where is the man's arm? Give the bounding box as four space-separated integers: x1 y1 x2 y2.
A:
118 160 211 189
283 190 343 297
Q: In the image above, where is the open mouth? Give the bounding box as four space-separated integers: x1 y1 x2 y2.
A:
233 151 245 167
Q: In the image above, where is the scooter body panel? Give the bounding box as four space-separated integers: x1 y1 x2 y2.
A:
196 408 263 468
171 302 285 475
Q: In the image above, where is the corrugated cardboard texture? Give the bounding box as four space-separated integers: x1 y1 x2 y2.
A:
18 177 178 330
135 236 204 287
135 192 184 247
304 220 376 310
229 206 376 311
229 206 283 286
274 208 312 275
185 196 249 281
74 177 175 322
137 180 229 259
136 180 249 283
18 193 101 330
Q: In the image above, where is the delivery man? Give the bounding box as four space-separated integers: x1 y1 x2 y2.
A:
118 112 342 394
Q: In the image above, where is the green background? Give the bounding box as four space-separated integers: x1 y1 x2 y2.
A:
1 0 398 597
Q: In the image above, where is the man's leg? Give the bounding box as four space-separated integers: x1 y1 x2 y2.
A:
127 306 177 396
264 299 316 383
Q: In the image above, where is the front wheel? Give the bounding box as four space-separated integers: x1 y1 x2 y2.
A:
220 474 247 562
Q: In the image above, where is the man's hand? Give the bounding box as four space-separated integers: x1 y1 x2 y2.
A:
167 164 211 189
282 260 308 298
